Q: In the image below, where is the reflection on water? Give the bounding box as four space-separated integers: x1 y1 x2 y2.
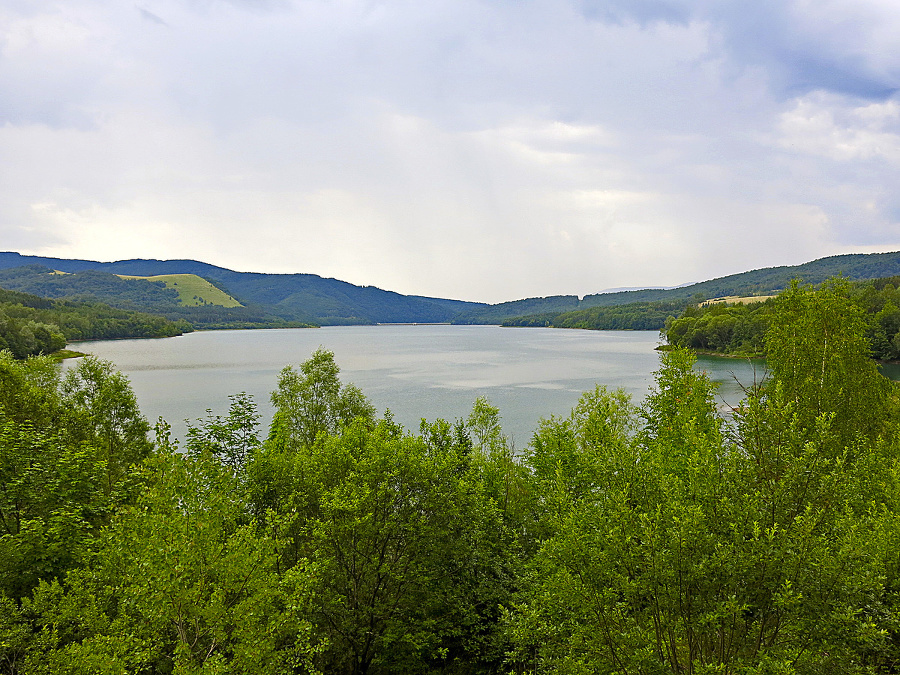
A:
67 326 664 444
65 326 845 446
694 354 770 412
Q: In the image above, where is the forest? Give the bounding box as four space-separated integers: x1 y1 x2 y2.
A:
0 286 192 359
502 299 690 330
665 276 900 359
7 249 900 328
0 266 313 331
3 280 900 674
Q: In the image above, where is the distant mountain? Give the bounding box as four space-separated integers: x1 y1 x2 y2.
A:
3 250 899 328
452 251 900 324
0 253 487 326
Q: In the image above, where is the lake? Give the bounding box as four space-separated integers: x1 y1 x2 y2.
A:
67 325 768 446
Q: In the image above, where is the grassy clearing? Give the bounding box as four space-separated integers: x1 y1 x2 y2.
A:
702 294 777 307
117 274 243 307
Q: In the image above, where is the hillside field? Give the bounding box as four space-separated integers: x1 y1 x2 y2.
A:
116 273 242 307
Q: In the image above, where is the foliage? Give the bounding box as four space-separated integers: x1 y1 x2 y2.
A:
0 255 486 326
508 280 900 674
269 347 376 450
665 274 900 361
0 354 152 602
0 284 191 358
21 448 320 675
0 265 291 330
283 420 515 674
511 345 897 674
455 250 900 325
503 299 689 331
6 277 900 674
186 392 261 475
0 265 180 307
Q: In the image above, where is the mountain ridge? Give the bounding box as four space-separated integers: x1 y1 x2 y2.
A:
3 250 900 327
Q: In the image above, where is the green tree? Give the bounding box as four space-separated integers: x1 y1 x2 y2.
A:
269 347 375 450
18 447 319 674
0 354 148 602
765 278 896 449
61 356 152 491
526 385 637 537
283 418 513 674
512 342 893 674
186 392 261 476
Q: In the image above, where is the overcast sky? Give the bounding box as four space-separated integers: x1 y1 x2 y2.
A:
2 0 899 303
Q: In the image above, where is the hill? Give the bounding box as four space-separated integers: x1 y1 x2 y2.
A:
0 253 486 326
3 250 900 328
453 251 900 325
0 265 290 329
0 284 191 358
116 273 243 308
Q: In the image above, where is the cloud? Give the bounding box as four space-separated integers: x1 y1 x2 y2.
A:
137 7 169 27
0 0 899 302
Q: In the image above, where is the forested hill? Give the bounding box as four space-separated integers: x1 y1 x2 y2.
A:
4 250 900 327
452 250 900 324
0 252 487 325
0 285 191 358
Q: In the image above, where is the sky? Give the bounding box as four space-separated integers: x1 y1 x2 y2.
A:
2 0 900 303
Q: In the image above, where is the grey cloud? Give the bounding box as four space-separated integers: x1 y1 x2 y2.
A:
579 0 691 26
138 7 169 26
580 0 900 101
2 0 900 301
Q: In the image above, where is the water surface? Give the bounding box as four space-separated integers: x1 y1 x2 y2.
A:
69 326 767 445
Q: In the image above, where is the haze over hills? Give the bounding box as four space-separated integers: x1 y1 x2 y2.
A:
2 250 900 327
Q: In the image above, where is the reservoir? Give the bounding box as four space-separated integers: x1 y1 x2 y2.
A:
68 325 768 446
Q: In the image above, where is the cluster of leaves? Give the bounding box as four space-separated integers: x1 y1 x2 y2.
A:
0 287 191 359
502 299 689 330
0 349 526 673
666 275 900 360
0 354 152 604
6 278 900 673
508 281 900 674
665 298 776 355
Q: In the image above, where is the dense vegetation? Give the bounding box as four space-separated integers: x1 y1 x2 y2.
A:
9 249 900 328
4 279 900 673
503 299 690 330
452 250 900 324
0 254 487 326
0 265 314 330
665 276 900 360
0 286 191 359
0 265 182 308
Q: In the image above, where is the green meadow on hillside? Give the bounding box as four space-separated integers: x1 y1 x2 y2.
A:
116 273 243 308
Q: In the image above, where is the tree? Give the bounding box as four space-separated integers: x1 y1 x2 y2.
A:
61 356 152 491
511 342 893 674
186 392 261 476
0 354 148 602
269 348 375 450
283 418 513 674
17 448 319 675
764 278 896 449
526 385 637 537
